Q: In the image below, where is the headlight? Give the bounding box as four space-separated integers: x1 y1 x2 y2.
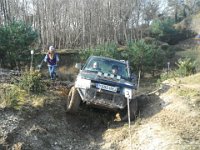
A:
75 76 91 89
123 88 132 99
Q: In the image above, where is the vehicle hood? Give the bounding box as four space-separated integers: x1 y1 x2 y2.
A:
79 70 136 89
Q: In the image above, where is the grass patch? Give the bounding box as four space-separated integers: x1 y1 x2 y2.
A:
179 73 200 84
0 83 49 110
169 86 200 98
0 84 28 109
17 70 46 93
31 95 46 108
177 88 199 97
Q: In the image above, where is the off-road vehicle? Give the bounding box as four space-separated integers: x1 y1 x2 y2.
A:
66 56 138 121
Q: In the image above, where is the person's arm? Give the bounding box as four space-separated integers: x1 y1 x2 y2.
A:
44 54 48 62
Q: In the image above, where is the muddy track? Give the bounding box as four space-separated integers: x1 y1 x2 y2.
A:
0 95 116 150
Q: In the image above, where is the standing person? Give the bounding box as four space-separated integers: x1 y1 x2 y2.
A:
44 46 59 80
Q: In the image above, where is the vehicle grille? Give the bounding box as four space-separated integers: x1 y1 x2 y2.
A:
96 92 113 100
84 88 127 109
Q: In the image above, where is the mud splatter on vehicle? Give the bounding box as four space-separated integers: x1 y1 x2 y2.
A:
66 56 138 121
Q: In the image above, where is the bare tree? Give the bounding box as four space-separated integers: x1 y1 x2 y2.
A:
1 0 198 49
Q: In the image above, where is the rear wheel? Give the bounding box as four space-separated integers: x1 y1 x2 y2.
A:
118 99 138 121
66 86 81 113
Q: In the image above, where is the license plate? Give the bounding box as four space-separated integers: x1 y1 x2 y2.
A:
96 83 117 92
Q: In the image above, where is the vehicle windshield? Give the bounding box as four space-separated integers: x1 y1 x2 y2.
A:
83 57 129 79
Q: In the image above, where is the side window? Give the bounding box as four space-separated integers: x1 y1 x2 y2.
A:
120 64 128 78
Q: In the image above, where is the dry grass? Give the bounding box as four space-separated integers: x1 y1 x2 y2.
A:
179 73 200 84
169 86 199 98
12 142 23 150
31 97 45 108
168 74 200 94
164 73 200 110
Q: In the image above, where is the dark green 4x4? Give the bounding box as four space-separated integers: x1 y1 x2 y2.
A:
66 56 138 121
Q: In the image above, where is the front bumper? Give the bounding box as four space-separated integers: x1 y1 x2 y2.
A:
78 88 127 110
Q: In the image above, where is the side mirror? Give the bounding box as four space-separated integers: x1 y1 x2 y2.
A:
75 63 82 70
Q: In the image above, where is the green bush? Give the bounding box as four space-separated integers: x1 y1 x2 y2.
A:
79 40 175 78
150 18 177 37
0 84 27 109
17 71 46 93
149 18 194 44
0 21 38 68
80 43 121 62
127 40 167 74
176 58 196 77
157 58 197 85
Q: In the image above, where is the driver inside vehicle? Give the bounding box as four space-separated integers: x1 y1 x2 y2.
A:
111 65 118 75
92 61 101 71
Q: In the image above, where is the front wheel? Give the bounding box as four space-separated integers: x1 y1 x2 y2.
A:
66 86 81 113
118 99 138 121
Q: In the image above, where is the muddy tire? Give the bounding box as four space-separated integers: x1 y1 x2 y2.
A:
119 99 138 121
66 86 81 113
